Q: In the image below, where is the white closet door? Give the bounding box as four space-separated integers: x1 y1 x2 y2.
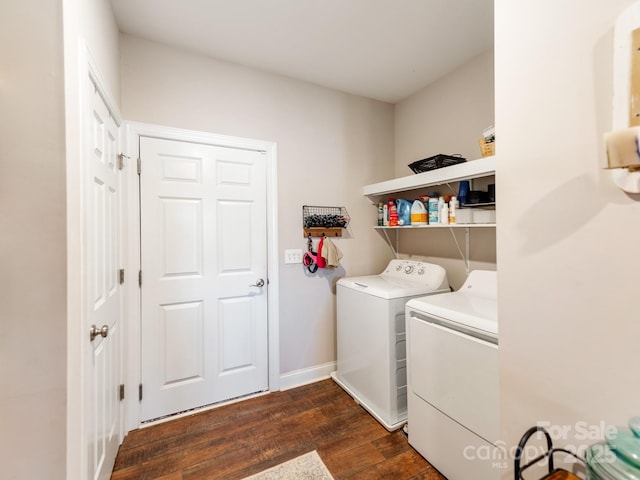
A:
139 137 268 421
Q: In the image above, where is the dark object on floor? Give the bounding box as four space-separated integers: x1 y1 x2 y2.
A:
514 426 584 480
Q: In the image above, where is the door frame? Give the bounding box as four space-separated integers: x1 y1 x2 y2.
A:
123 122 280 430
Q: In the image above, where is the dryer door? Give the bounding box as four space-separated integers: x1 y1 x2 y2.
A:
408 312 500 444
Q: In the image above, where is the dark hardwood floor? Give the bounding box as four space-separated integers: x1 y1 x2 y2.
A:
111 379 445 479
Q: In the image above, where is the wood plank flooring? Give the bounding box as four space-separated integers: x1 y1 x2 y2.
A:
111 379 445 479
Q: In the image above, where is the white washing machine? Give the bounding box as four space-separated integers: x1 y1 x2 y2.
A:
331 259 449 431
405 270 500 480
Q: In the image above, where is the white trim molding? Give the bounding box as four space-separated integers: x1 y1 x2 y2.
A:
279 362 337 391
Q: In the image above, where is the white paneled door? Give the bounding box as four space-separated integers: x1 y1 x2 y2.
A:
139 137 268 421
87 84 122 480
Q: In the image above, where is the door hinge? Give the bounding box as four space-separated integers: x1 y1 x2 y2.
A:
119 268 125 285
138 270 142 288
117 153 128 170
119 384 125 401
137 158 141 175
139 384 143 402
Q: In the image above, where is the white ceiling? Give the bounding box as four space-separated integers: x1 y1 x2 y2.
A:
109 0 494 104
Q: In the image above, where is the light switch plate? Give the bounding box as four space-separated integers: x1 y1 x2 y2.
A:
284 249 303 264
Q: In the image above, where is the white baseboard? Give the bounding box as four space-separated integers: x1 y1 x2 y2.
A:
278 361 336 391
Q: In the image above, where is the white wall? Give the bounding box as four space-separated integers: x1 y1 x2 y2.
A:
13 3 635 477
496 0 640 476
393 50 496 289
120 35 395 376
395 49 495 177
0 0 119 475
0 2 67 479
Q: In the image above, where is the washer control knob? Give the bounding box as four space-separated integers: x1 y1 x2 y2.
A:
418 268 425 275
395 265 403 271
404 265 414 274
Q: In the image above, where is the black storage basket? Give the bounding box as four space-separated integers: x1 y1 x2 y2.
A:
408 154 466 173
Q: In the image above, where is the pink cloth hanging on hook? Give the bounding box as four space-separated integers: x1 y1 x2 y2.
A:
316 236 327 268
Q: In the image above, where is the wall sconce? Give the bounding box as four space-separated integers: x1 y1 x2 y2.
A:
607 2 640 194
604 127 640 193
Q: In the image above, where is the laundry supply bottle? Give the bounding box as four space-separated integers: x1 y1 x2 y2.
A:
388 198 398 226
428 197 439 224
440 201 449 224
449 196 457 224
458 180 470 206
438 197 447 224
396 199 412 226
410 199 427 225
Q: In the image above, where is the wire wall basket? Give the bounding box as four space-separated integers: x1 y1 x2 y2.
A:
302 205 350 237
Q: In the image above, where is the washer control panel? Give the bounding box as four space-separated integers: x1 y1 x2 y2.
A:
383 259 446 285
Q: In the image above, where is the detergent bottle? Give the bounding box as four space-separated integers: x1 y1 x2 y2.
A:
387 198 398 226
410 199 427 225
396 199 412 226
428 196 439 224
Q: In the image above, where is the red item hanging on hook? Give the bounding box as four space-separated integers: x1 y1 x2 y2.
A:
317 236 327 268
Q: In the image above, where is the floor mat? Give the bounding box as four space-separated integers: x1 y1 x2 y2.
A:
242 451 334 480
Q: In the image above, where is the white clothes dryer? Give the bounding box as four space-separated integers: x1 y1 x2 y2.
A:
405 270 500 480
331 259 449 431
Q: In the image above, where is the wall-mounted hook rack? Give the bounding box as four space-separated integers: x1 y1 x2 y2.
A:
304 228 342 237
302 205 349 238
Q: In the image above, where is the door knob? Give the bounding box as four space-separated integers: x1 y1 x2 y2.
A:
250 278 265 288
90 324 109 341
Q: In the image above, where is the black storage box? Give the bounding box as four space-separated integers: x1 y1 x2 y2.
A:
408 154 466 174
